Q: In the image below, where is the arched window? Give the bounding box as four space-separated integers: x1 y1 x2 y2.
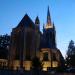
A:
52 53 56 61
43 52 48 61
26 32 32 60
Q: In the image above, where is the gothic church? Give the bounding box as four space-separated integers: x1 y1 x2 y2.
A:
8 6 63 71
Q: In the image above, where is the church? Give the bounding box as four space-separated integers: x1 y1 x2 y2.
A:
0 7 64 71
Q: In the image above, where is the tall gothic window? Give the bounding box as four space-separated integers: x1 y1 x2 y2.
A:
26 32 32 60
52 53 56 61
43 52 48 61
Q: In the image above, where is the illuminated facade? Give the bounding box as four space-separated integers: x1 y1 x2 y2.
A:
0 7 64 71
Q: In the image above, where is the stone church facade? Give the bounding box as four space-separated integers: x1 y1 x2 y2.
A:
8 7 64 71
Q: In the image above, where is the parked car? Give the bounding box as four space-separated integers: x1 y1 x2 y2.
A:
66 67 75 73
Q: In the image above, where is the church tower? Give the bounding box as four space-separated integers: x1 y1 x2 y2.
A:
43 6 56 49
40 7 62 71
35 16 40 31
35 16 40 56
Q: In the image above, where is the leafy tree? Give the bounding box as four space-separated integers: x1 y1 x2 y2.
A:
0 34 10 48
65 40 75 67
0 34 10 59
32 56 43 75
67 40 75 55
32 56 43 70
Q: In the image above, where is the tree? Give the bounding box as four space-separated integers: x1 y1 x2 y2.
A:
0 34 10 48
0 34 10 59
32 56 43 70
32 56 43 75
67 40 75 55
65 40 75 67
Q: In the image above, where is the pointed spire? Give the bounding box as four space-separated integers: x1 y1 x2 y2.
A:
43 23 45 33
43 23 45 30
43 23 45 29
47 6 51 25
35 16 40 31
53 22 55 29
45 6 53 29
35 16 40 24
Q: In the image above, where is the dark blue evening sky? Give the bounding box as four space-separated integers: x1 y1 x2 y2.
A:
0 0 75 57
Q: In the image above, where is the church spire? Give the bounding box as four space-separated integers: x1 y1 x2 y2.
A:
45 6 52 29
35 16 40 24
35 16 40 31
47 6 51 25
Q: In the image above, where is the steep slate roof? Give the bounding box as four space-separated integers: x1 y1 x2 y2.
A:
16 14 35 29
